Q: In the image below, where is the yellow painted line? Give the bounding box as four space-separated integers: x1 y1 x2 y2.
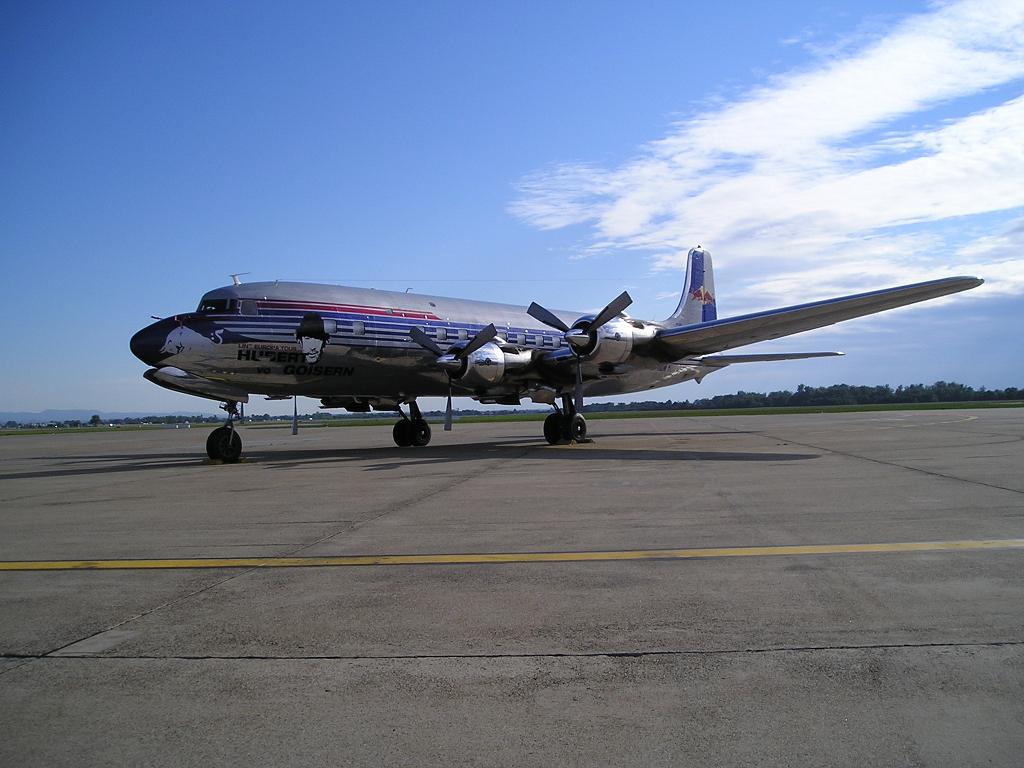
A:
1 539 1022 571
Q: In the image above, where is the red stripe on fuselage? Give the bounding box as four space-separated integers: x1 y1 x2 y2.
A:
258 300 441 321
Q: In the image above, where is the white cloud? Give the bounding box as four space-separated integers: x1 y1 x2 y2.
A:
511 0 1024 300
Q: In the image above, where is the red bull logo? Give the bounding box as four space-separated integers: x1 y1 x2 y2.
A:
691 285 715 305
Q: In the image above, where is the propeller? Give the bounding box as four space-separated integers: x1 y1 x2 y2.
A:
291 396 298 435
527 291 633 411
409 324 498 431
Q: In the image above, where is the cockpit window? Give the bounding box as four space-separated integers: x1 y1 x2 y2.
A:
196 298 238 313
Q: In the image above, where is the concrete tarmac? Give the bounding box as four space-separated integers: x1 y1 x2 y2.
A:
1 408 1022 766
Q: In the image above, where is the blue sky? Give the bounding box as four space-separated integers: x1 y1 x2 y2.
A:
1 0 1021 415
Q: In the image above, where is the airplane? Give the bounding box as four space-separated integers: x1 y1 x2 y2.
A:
129 247 982 462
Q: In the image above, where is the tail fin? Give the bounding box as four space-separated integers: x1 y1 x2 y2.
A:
663 246 717 326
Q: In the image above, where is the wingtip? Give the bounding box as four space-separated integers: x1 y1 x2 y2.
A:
950 275 984 288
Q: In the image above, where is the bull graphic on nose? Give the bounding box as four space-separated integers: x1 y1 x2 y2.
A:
160 325 213 357
296 313 331 363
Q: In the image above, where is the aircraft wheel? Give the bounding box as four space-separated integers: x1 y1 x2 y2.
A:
558 414 575 442
393 419 414 447
569 413 587 442
207 426 242 463
411 419 432 447
543 413 563 445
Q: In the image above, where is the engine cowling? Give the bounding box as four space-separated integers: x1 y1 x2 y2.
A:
566 316 641 364
442 342 532 388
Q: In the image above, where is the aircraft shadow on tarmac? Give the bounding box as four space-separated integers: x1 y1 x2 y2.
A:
483 430 756 441
255 441 820 472
9 454 224 480
13 438 818 479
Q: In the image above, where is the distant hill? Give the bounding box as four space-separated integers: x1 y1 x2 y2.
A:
0 409 218 425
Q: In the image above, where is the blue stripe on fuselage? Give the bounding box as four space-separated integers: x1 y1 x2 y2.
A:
203 308 566 351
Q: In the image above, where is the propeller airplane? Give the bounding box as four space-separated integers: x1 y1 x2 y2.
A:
130 247 982 462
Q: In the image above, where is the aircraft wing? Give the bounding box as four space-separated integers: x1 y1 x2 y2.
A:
695 352 843 366
654 276 982 358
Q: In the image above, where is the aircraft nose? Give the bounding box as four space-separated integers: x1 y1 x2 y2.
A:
130 320 170 366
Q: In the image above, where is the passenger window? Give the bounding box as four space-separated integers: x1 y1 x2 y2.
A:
458 329 468 341
353 320 365 335
437 328 447 342
240 300 258 316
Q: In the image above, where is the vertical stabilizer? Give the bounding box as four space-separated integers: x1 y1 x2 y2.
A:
663 246 717 325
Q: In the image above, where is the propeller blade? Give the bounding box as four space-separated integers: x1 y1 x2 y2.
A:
457 324 498 360
574 360 584 413
291 396 298 436
444 385 453 431
587 291 633 332
527 302 570 332
409 326 444 356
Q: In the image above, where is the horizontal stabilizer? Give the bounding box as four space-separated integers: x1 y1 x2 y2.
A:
656 276 982 358
144 367 249 403
697 352 843 366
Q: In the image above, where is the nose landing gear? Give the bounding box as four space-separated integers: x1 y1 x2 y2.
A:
207 400 243 462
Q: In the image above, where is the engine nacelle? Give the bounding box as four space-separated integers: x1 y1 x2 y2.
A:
452 342 532 388
569 316 636 364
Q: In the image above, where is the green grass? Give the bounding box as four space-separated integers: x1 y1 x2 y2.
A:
0 423 205 436
246 399 1023 429
3 400 1020 436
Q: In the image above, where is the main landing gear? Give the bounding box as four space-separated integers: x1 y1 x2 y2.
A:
543 395 587 445
207 400 243 463
392 401 432 447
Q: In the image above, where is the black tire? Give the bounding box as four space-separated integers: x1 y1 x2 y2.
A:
393 419 414 447
543 413 563 445
207 426 242 463
206 427 225 459
411 419 432 447
559 414 574 442
569 413 587 442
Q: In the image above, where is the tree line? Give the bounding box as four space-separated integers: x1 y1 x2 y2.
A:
5 381 1019 429
582 381 1022 412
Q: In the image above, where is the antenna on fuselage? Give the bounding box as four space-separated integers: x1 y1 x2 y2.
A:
230 272 251 286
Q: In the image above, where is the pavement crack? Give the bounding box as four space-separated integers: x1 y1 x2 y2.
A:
5 639 1022 664
35 569 264 660
22 443 538 664
711 420 1024 496
279 443 537 558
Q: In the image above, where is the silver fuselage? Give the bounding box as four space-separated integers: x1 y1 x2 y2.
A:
130 281 704 405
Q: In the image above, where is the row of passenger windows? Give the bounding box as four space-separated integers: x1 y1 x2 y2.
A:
345 323 559 346
193 302 560 346
428 327 560 346
347 324 562 345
